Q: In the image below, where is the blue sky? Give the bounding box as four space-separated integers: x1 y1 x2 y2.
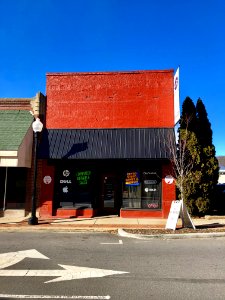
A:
0 0 224 155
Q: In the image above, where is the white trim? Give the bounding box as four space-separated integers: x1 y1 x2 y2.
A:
0 151 17 156
0 126 33 167
0 158 19 167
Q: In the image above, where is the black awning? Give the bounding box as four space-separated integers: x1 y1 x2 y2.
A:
38 128 175 160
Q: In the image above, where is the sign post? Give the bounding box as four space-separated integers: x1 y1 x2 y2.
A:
165 200 182 230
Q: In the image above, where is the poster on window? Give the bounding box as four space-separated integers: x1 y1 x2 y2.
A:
125 172 140 186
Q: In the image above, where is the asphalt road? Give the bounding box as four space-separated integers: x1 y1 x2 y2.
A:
1 232 225 299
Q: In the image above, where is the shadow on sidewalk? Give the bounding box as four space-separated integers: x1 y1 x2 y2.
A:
195 223 225 229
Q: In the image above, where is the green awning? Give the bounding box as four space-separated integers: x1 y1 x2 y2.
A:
0 110 33 167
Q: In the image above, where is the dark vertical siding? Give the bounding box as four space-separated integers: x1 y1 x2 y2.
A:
39 128 175 159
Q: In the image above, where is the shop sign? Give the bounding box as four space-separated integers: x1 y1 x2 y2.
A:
60 180 72 184
143 171 157 175
144 180 157 184
166 200 195 230
125 172 140 186
147 202 159 209
142 200 160 209
76 171 91 185
144 188 157 192
43 176 52 184
165 175 174 184
165 200 182 230
62 186 69 193
63 170 70 177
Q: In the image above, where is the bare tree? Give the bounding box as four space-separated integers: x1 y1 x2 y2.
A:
166 119 200 228
170 126 199 202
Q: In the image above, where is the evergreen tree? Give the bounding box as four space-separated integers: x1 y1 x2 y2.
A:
171 95 219 216
175 97 219 215
177 97 201 214
179 97 197 132
196 98 212 146
195 98 219 213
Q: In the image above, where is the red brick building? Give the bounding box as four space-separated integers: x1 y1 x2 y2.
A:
38 70 176 218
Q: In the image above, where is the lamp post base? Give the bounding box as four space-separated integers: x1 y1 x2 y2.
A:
28 216 38 225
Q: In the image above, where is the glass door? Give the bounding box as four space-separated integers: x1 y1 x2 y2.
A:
101 173 120 214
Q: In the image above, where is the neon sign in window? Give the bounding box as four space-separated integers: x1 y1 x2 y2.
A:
76 171 91 185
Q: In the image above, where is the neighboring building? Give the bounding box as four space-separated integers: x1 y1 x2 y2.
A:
217 156 225 184
38 70 176 218
0 93 45 217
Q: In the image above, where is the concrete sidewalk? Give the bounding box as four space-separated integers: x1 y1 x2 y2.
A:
0 214 225 231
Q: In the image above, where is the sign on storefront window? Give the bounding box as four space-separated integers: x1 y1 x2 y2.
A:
125 172 140 186
76 171 92 185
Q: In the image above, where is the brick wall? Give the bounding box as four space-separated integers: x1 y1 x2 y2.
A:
0 93 46 119
38 160 55 217
0 99 32 110
162 162 176 217
46 70 174 129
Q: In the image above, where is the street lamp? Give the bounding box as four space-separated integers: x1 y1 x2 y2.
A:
28 118 43 225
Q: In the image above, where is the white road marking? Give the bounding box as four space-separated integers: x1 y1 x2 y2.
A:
100 240 123 245
0 264 129 283
0 249 49 269
0 294 110 299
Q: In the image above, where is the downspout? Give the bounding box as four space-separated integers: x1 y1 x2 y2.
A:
3 167 8 212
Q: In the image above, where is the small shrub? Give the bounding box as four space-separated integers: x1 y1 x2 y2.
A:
196 197 210 214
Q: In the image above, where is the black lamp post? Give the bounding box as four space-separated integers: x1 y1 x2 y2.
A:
28 118 43 225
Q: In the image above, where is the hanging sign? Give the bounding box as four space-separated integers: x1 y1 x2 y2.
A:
43 176 52 185
165 175 174 184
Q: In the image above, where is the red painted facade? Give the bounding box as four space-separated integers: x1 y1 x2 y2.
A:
39 160 54 217
117 164 176 218
46 70 174 129
39 161 96 218
39 160 176 218
39 70 176 219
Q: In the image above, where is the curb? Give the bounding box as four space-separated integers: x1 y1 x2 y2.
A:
118 228 225 240
0 226 118 232
204 215 225 220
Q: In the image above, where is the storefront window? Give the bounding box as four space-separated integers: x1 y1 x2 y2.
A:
123 171 141 208
122 170 161 209
0 168 27 209
54 167 94 209
141 171 161 209
75 170 93 208
0 168 6 209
